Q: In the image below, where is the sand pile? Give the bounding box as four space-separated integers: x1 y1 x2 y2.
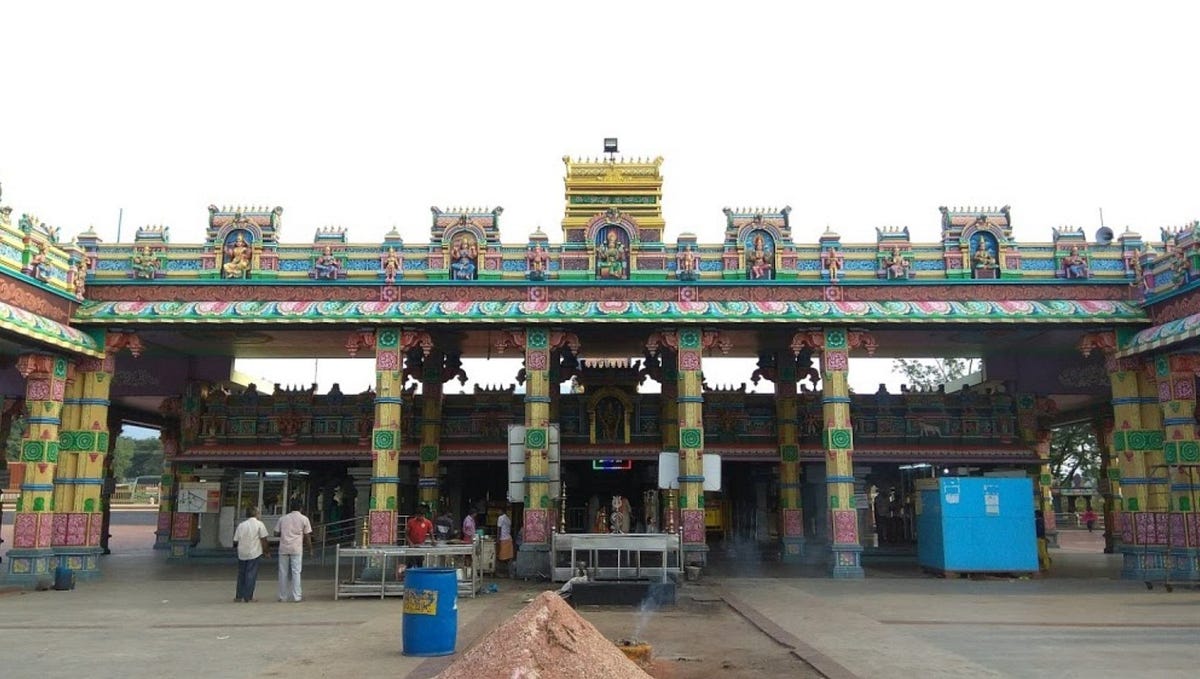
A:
436 591 653 679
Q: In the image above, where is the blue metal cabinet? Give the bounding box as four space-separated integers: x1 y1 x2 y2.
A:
917 477 1038 572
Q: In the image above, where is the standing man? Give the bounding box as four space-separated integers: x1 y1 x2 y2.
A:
497 505 514 577
275 499 313 603
406 504 434 546
233 506 270 602
461 509 476 542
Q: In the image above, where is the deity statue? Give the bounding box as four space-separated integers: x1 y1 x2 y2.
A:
449 235 478 280
677 245 699 280
132 246 159 279
526 242 548 281
382 247 401 284
72 258 88 298
972 241 996 270
884 246 909 280
822 247 843 282
26 242 48 280
596 229 626 279
222 233 252 278
748 235 772 280
312 245 341 279
1062 245 1088 279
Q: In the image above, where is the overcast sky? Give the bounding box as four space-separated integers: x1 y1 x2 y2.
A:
4 2 1198 246
6 2 1196 434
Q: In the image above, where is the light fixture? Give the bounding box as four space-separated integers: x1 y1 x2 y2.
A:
603 137 619 154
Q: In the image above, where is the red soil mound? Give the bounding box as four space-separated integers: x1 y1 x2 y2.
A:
436 591 653 679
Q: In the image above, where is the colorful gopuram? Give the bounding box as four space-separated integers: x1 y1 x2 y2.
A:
1 153 1198 583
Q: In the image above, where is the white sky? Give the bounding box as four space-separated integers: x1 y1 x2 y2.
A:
7 2 1199 428
4 2 1198 243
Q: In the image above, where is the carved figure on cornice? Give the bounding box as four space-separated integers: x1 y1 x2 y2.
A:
884 246 910 280
72 258 88 299
132 246 160 279
596 227 627 279
222 233 252 278
450 234 479 281
748 234 772 280
25 242 48 281
677 245 699 281
972 240 997 272
1063 246 1089 279
526 243 548 281
382 247 401 284
822 247 843 282
312 245 341 280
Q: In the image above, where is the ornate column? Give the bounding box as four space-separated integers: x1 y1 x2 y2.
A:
498 328 579 576
416 352 444 513
752 349 808 562
1033 429 1058 547
1093 416 1118 554
153 400 180 550
51 366 81 529
412 350 467 514
1080 332 1162 579
348 328 431 546
660 351 680 535
52 351 116 577
7 353 70 580
794 328 875 578
647 329 729 564
1154 354 1200 581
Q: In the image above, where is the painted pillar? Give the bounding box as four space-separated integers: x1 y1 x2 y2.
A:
498 328 578 576
52 368 81 524
776 349 805 562
154 414 180 551
1093 416 1118 554
818 328 864 578
417 352 444 513
368 327 404 545
660 351 680 536
1154 354 1200 580
1033 429 1058 548
515 327 553 577
53 354 115 576
154 459 174 550
674 328 709 564
168 464 198 559
7 353 70 580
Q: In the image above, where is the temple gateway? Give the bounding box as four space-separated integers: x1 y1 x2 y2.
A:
1 153 1197 583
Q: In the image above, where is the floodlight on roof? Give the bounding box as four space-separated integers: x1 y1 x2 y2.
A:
603 137 619 154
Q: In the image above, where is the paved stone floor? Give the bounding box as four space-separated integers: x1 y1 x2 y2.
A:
1 513 1197 679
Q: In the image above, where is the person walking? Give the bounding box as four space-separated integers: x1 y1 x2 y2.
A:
275 499 313 603
233 506 270 602
1081 507 1098 533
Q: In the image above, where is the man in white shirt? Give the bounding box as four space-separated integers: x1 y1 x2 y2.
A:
274 499 313 603
232 506 270 602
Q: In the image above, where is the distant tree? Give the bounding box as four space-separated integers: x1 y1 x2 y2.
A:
891 358 980 390
5 415 26 464
128 436 165 479
1050 422 1100 485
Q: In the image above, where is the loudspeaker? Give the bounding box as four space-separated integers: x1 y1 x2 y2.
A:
1095 226 1114 245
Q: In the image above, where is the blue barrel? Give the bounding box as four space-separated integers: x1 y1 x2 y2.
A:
402 567 458 656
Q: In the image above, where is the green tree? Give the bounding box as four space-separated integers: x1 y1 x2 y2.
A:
891 358 980 389
1050 422 1100 485
4 415 26 465
128 436 165 479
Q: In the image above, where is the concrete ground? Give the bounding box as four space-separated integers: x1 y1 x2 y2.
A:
1 513 1198 679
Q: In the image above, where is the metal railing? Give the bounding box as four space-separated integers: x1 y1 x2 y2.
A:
313 514 412 565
